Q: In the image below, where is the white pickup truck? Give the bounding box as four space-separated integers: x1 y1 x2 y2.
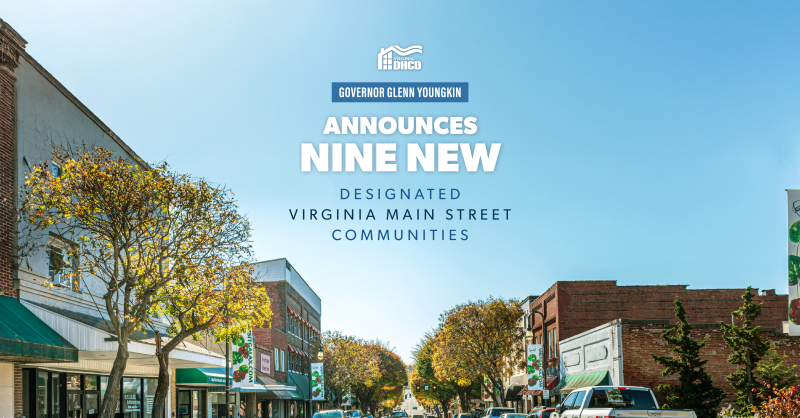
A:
550 386 697 418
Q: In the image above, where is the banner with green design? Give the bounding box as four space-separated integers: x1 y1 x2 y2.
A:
232 330 255 387
526 344 543 390
789 191 800 330
311 363 325 400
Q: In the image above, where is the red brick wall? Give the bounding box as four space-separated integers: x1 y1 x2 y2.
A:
530 281 787 342
0 20 25 300
620 319 800 406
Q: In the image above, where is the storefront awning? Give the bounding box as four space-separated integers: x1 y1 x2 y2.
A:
519 376 559 396
176 368 231 386
231 384 270 393
288 372 310 401
256 375 297 392
504 385 525 401
0 296 78 363
551 371 609 395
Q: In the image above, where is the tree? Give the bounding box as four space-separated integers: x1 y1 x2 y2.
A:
752 384 800 418
352 341 407 415
650 300 725 418
150 260 272 418
322 331 380 407
757 349 798 397
719 286 772 416
413 332 457 417
18 145 267 418
431 297 524 405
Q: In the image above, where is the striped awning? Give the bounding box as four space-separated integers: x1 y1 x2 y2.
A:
551 371 609 395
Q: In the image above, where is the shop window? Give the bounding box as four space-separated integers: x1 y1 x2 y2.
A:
85 375 98 390
66 374 80 390
67 393 81 418
100 376 121 413
85 393 100 418
37 371 48 418
122 377 142 418
52 373 62 417
144 378 157 418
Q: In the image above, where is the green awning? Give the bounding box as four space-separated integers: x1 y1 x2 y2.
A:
551 371 609 395
288 372 309 400
0 296 77 362
176 368 231 386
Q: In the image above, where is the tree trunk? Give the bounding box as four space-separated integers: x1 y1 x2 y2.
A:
746 348 753 405
100 336 130 418
152 331 171 418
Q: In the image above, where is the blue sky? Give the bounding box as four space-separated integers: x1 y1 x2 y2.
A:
4 1 800 362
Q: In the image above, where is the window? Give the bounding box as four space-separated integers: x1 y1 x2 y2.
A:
48 237 79 292
554 328 558 356
585 389 657 410
562 392 577 410
571 391 586 409
274 348 280 372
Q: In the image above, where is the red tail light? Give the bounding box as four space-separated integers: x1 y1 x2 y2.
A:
617 387 627 390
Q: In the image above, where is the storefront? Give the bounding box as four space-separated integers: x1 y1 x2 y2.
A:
0 296 79 418
21 369 158 418
176 368 235 418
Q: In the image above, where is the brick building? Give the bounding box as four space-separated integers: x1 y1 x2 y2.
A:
525 280 787 360
249 258 323 418
523 281 798 407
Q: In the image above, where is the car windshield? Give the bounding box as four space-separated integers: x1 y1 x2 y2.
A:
391 414 407 417
491 410 515 417
540 412 553 418
586 389 657 410
314 412 344 418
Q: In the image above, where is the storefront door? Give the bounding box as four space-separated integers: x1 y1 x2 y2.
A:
178 389 207 418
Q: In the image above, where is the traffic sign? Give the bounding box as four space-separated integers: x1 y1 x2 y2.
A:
542 390 550 399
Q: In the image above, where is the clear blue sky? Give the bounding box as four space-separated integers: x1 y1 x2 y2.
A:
4 1 799 362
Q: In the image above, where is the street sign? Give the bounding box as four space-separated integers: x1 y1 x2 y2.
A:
543 390 550 399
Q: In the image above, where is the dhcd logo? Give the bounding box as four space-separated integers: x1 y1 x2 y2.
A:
378 45 422 70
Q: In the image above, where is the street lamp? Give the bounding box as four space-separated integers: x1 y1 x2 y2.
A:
527 309 548 407
307 334 323 418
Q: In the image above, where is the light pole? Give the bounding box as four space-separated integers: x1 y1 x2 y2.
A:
526 309 548 407
306 334 323 418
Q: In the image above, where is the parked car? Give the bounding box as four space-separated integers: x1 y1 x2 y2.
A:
456 414 472 418
525 409 555 418
481 408 516 418
364 415 373 418
346 411 363 418
314 410 347 418
391 412 408 418
550 386 697 418
470 409 484 418
411 414 424 418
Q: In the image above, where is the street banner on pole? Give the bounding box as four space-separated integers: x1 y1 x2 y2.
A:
526 344 544 391
342 392 352 406
232 330 255 387
789 191 800 334
311 363 325 400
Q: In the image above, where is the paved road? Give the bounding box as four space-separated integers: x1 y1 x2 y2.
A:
401 388 423 415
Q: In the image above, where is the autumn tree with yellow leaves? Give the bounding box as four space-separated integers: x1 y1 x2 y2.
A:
431 297 524 405
19 145 270 418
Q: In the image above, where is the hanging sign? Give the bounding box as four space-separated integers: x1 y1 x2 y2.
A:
311 363 325 400
341 392 352 406
232 330 255 387
526 344 544 391
788 191 800 333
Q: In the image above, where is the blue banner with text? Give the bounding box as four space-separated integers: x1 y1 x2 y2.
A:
332 82 469 103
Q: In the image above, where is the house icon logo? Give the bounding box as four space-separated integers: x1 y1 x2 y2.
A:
378 45 422 70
